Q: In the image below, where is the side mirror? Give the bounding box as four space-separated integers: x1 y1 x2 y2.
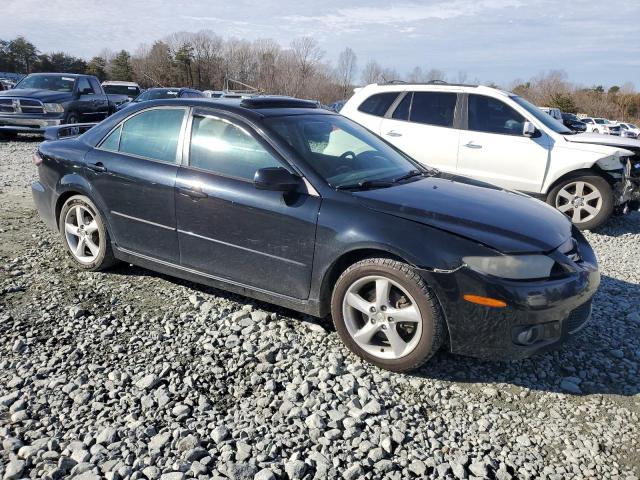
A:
523 121 538 137
254 167 302 192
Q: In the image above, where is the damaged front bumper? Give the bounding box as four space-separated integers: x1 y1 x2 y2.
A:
613 156 640 211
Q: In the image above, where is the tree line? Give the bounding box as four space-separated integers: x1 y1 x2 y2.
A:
1 33 638 121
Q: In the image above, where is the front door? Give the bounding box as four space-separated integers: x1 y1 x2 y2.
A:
175 111 320 299
457 94 551 194
84 107 188 262
379 91 461 173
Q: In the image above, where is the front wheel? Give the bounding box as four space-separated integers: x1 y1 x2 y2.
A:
331 258 445 372
547 175 613 230
58 195 116 270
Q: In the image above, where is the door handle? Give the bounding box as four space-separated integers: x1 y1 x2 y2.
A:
385 130 402 137
178 186 208 199
87 162 106 172
463 142 482 149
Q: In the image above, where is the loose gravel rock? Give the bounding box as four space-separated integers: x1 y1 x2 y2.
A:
1 138 639 479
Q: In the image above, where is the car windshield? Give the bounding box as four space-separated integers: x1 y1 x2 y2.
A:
15 74 76 92
595 119 607 124
103 84 140 97
265 114 429 189
563 113 580 121
510 95 572 134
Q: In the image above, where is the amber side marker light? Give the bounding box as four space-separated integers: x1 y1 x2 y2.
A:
463 294 507 308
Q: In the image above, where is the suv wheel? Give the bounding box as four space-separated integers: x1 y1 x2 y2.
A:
547 175 613 230
58 195 116 270
331 258 445 372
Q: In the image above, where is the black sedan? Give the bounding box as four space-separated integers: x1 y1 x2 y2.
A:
116 87 204 111
561 112 587 132
32 96 600 372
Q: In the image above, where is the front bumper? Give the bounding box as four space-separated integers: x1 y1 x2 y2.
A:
419 237 600 360
0 114 63 133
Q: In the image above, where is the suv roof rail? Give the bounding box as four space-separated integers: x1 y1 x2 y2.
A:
239 96 319 109
379 80 480 88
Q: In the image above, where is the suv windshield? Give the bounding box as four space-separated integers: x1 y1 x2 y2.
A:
595 119 607 124
510 95 572 134
265 114 429 189
103 84 140 97
16 74 76 92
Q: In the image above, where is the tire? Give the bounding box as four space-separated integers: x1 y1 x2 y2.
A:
331 258 445 372
58 195 116 271
65 112 79 124
593 129 599 134
547 174 613 230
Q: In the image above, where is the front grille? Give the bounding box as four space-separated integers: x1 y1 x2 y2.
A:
0 97 45 114
565 300 592 334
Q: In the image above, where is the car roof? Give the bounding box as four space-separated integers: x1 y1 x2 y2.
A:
127 96 332 120
357 82 513 97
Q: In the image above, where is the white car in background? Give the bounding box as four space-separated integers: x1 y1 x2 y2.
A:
617 122 639 139
581 117 621 135
341 82 640 230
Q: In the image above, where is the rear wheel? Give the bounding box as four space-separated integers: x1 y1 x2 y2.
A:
331 258 445 372
547 175 613 230
0 131 18 141
58 195 116 271
65 112 79 124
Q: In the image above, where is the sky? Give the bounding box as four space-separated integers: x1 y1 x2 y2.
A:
3 0 639 87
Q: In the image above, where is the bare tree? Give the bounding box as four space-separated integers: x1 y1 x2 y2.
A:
336 47 357 98
361 60 383 85
289 37 324 97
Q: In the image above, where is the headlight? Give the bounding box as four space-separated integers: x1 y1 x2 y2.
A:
463 255 556 280
43 103 64 113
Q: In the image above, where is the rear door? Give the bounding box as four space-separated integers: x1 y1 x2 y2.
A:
379 91 461 173
175 109 320 299
457 94 550 193
84 106 188 263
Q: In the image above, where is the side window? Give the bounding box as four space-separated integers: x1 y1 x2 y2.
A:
468 95 525 136
391 93 411 120
189 116 281 181
119 108 185 162
357 92 400 117
77 78 94 95
89 78 101 94
409 92 457 127
100 126 121 152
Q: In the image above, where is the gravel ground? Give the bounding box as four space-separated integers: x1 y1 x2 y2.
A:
0 138 639 480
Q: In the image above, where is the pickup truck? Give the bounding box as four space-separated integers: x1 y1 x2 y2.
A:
0 73 110 138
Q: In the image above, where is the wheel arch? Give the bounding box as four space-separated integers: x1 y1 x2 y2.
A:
544 167 617 199
54 178 113 235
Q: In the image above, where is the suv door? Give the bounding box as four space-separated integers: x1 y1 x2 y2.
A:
379 91 461 173
457 94 550 193
84 106 188 263
175 109 320 299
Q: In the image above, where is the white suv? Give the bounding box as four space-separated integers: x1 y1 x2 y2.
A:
581 117 621 135
341 83 640 230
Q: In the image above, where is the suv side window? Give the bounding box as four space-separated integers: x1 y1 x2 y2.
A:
468 94 525 136
189 115 282 181
409 92 457 127
391 93 411 120
77 77 95 95
118 108 186 163
357 92 400 117
89 78 102 94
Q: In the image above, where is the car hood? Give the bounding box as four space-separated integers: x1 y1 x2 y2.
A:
353 175 572 254
0 88 72 103
564 132 640 150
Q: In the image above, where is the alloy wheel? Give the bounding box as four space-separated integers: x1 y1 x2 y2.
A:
64 205 101 264
555 180 603 224
342 275 423 360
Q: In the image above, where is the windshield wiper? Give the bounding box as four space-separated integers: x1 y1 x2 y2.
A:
393 168 439 183
336 179 395 191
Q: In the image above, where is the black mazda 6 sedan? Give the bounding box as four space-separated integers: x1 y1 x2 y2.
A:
31 96 600 372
